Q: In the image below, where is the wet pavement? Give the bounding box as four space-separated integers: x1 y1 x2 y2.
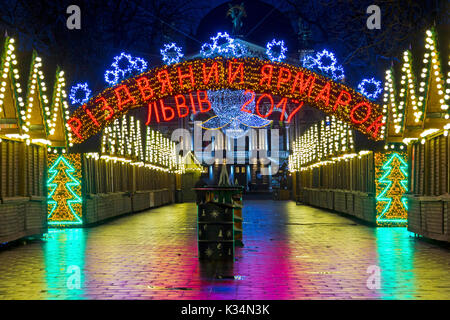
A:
0 200 449 300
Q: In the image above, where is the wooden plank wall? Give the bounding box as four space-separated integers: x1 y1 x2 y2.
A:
0 139 47 243
0 139 46 198
297 152 377 224
410 133 449 196
408 132 449 242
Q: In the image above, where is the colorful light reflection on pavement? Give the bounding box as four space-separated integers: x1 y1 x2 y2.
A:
0 201 449 299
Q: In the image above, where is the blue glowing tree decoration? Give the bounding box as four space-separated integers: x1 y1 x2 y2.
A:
200 32 249 58
358 78 383 100
266 39 287 62
104 53 148 86
69 83 91 106
160 43 184 65
200 90 272 138
302 49 345 81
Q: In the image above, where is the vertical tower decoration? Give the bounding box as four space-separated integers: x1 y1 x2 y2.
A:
375 152 408 226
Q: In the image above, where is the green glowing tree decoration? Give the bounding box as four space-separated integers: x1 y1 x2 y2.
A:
47 155 82 226
376 152 408 226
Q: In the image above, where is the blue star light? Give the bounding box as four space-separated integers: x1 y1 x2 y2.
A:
358 78 383 100
69 82 91 106
266 39 287 62
160 43 184 65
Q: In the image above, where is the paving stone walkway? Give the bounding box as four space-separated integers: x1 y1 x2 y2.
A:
0 200 449 299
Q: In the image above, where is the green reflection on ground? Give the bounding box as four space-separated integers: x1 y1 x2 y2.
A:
376 228 415 299
44 228 86 299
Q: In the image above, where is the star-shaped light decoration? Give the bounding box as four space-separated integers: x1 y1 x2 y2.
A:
104 69 119 86
266 39 287 62
200 90 272 139
358 78 383 100
200 32 249 58
160 42 184 65
302 49 345 81
133 57 148 73
112 52 135 77
69 82 91 106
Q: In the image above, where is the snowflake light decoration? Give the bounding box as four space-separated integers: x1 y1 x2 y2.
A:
302 55 317 69
200 90 272 138
200 43 215 58
358 78 383 100
211 32 234 54
69 83 91 106
231 42 248 58
160 42 184 65
111 52 135 77
133 57 148 73
332 65 345 81
266 39 287 62
104 69 119 86
200 32 248 58
302 49 345 81
315 50 337 71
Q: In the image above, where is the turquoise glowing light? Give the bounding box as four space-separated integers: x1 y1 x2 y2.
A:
47 155 83 226
376 153 408 224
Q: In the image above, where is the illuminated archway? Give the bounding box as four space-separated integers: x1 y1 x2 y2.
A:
67 57 384 144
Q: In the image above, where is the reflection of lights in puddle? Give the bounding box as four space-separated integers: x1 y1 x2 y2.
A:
305 271 342 275
216 275 246 280
147 285 193 291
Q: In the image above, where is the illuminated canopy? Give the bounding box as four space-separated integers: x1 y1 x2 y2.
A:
67 57 385 144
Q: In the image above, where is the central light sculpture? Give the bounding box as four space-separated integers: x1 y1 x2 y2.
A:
201 89 272 138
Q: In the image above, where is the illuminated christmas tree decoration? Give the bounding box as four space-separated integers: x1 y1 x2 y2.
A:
160 43 184 65
69 82 91 106
104 69 119 86
375 152 408 226
47 153 83 226
112 52 135 77
358 78 383 100
266 39 287 62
